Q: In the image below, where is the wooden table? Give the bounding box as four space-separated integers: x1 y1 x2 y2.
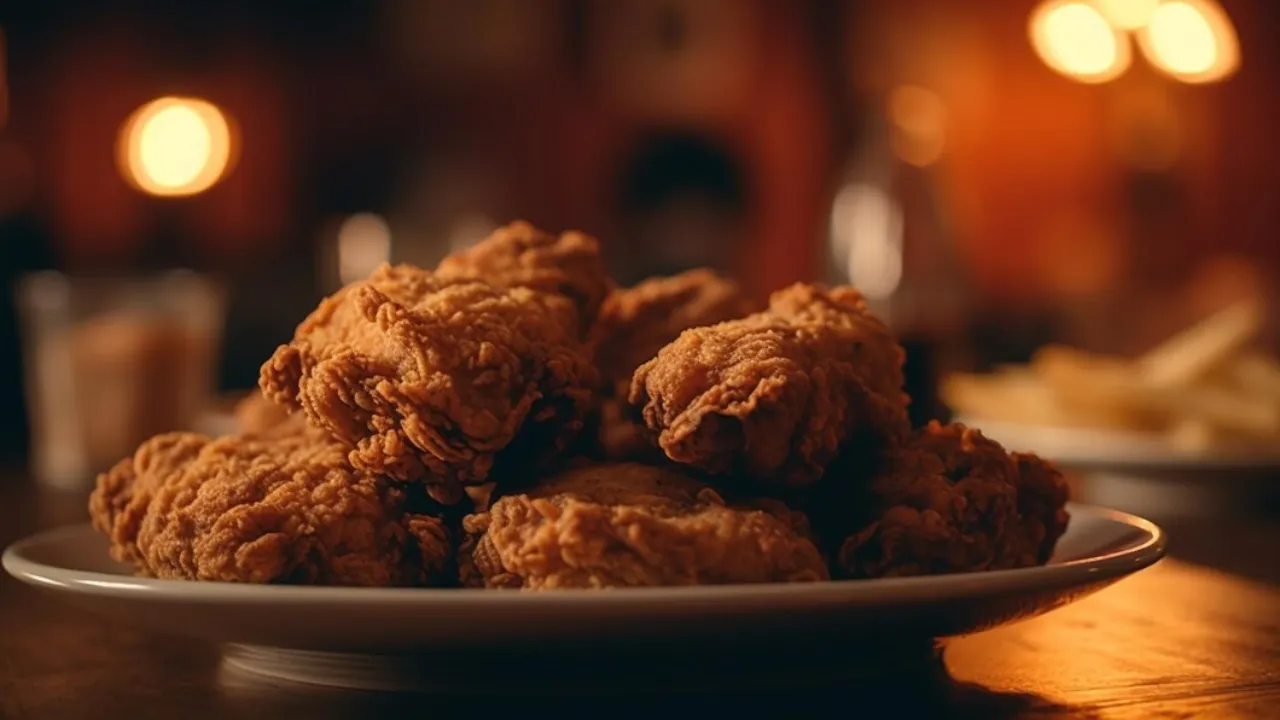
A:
2 476 1278 719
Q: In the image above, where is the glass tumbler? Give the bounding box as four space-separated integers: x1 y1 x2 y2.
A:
16 270 225 490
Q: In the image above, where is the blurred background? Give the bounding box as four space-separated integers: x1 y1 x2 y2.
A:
0 0 1276 480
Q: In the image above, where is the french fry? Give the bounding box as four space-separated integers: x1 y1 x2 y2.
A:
940 299 1280 454
943 370 1069 426
1030 346 1156 430
940 372 1049 424
1166 418 1225 454
1032 345 1133 392
1135 300 1262 388
1137 383 1280 439
1221 352 1280 400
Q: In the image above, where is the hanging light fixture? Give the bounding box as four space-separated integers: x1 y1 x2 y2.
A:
1138 0 1240 84
117 96 237 197
1094 0 1161 30
1028 0 1240 85
1029 1 1132 84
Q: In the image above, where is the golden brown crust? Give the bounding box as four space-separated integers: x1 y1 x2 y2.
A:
259 263 597 504
630 283 908 491
89 431 453 586
436 220 613 338
458 463 829 589
584 270 757 463
233 389 307 437
89 432 208 566
592 269 758 394
835 422 1070 579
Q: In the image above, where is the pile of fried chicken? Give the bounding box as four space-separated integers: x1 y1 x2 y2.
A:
89 221 1070 589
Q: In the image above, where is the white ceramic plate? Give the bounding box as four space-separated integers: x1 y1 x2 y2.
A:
3 503 1163 690
958 417 1280 472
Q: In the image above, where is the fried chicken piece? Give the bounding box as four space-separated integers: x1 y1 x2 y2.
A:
593 269 758 395
767 284 908 407
259 263 596 504
89 432 208 567
630 283 908 491
234 389 305 436
458 462 828 589
587 269 758 461
88 431 453 585
436 220 613 338
834 422 1070 579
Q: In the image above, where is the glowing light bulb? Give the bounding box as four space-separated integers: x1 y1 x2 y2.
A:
118 97 234 197
1029 1 1131 84
1139 0 1239 83
1095 0 1161 30
829 184 903 301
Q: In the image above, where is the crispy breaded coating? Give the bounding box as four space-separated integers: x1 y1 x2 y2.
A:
233 389 305 436
766 284 907 409
630 283 908 490
835 422 1070 579
587 269 758 461
88 432 453 586
259 263 596 504
458 463 828 589
592 269 758 395
436 220 613 337
89 433 208 567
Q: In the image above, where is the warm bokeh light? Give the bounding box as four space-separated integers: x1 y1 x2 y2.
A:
118 97 234 197
1029 1 1131 83
337 213 392 286
1139 0 1240 83
830 183 903 301
888 85 946 168
1095 0 1161 30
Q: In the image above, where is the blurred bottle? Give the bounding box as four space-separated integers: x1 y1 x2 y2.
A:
827 94 972 427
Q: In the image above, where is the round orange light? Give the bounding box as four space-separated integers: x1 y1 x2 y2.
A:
1095 0 1161 30
118 97 235 197
1029 1 1131 84
1138 0 1240 84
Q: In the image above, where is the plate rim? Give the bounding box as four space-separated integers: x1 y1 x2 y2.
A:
3 502 1166 605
